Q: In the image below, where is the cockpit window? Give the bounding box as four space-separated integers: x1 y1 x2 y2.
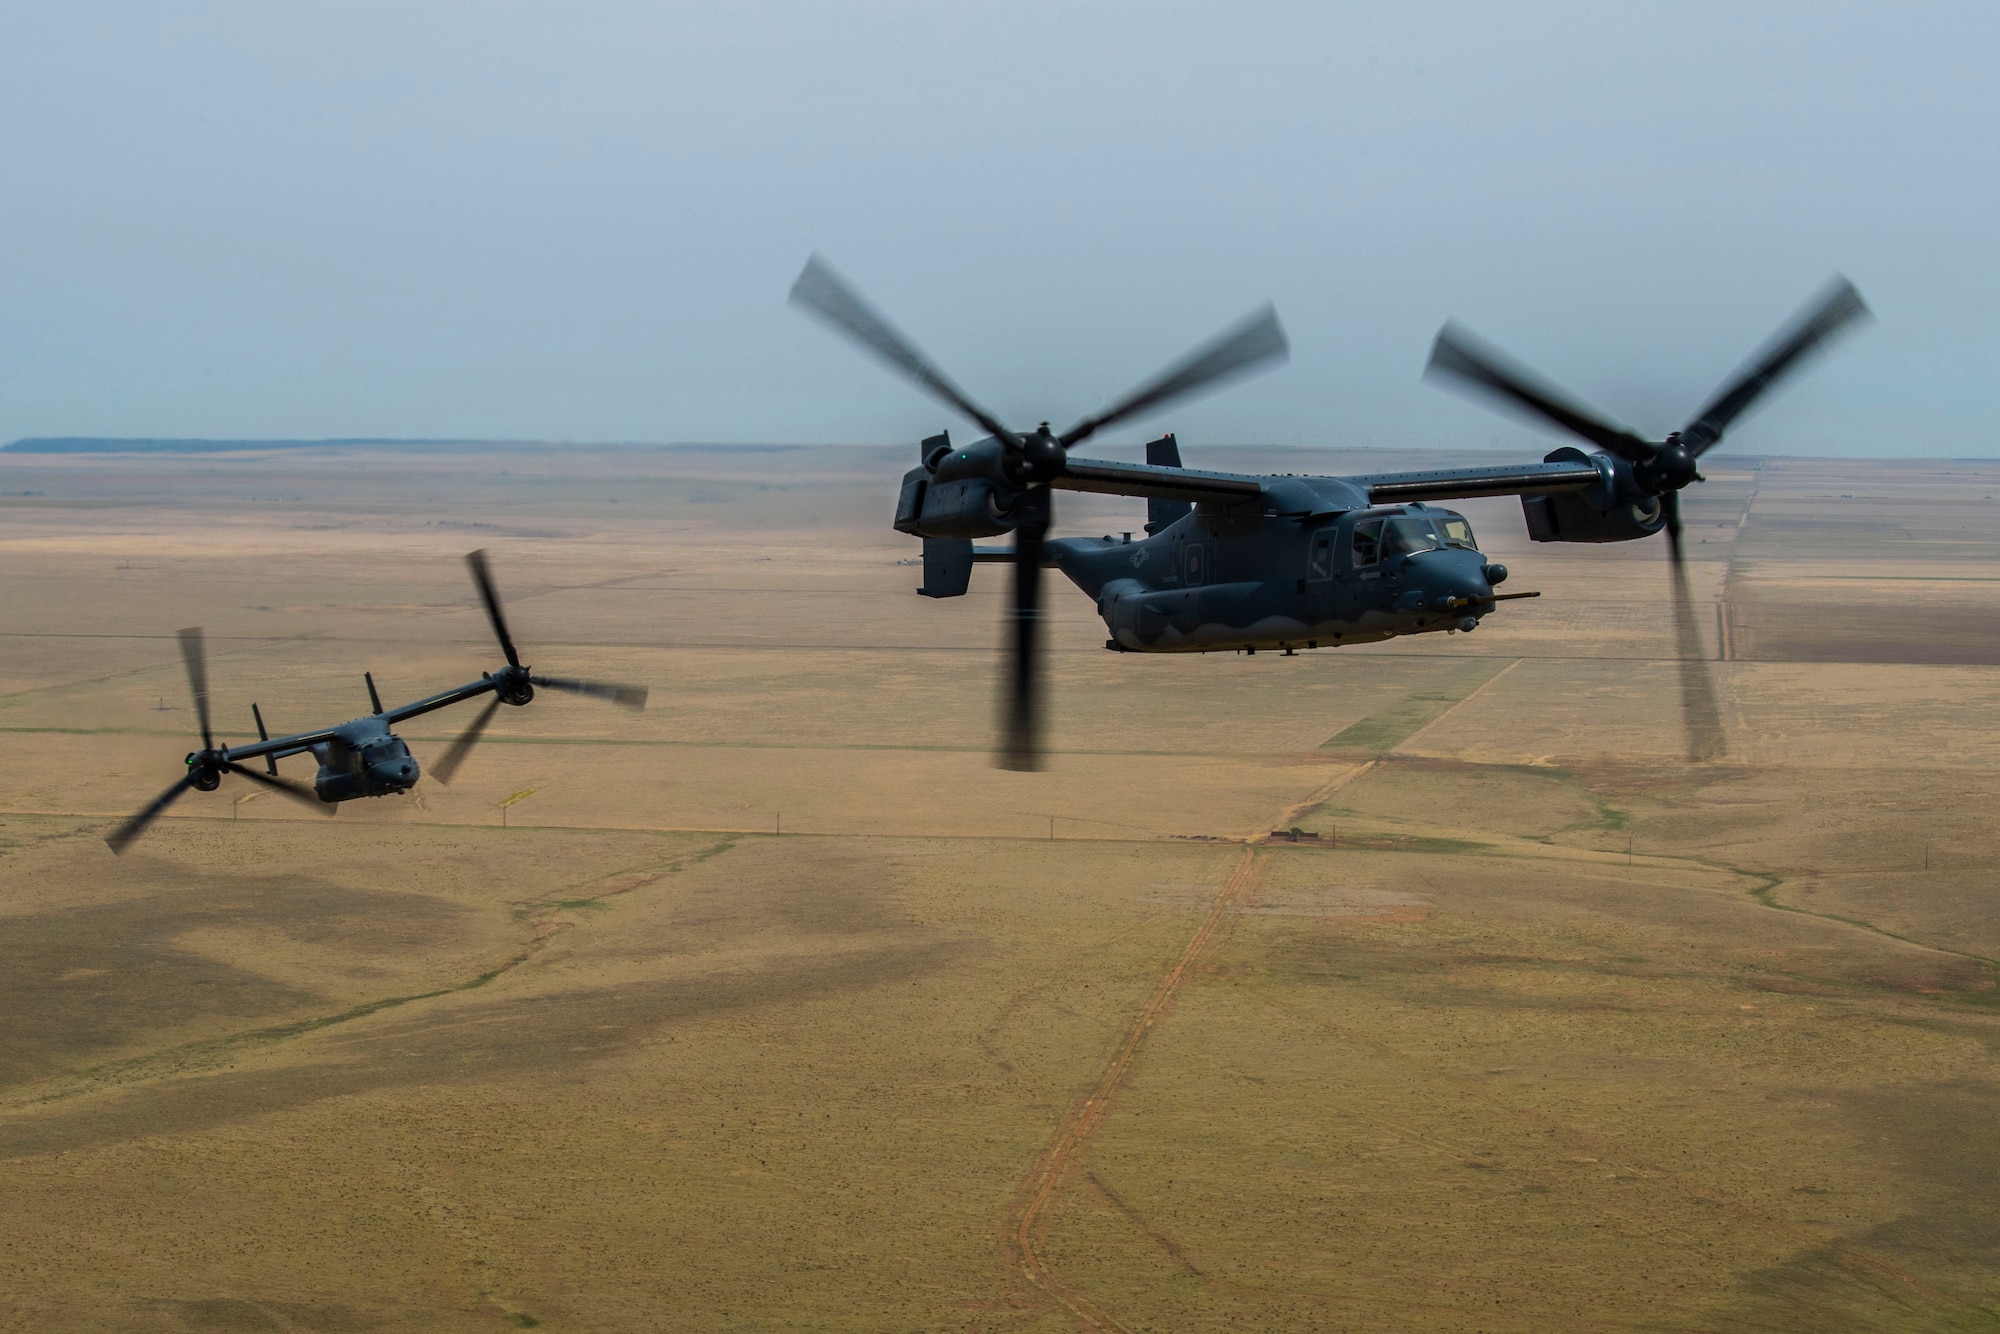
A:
1438 514 1478 549
1380 517 1441 560
1351 518 1383 567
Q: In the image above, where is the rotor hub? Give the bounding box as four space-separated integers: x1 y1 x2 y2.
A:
501 672 535 707
1640 433 1702 494
185 752 224 791
1017 425 1065 482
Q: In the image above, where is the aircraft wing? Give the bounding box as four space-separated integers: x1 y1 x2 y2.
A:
1352 458 1604 504
221 726 342 765
382 677 503 725
1054 454 1607 509
1054 457 1267 503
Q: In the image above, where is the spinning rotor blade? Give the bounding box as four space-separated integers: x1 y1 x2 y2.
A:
533 676 649 710
465 549 522 668
430 694 503 786
999 487 1051 771
1426 324 1656 462
788 255 1020 448
1664 493 1726 762
106 775 195 855
1059 305 1289 449
177 626 214 751
226 762 332 813
1680 277 1870 457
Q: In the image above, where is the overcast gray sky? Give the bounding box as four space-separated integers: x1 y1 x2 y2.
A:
0 1 1993 456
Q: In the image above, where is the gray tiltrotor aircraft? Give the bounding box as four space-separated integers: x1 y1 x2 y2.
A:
107 550 647 853
790 257 1868 770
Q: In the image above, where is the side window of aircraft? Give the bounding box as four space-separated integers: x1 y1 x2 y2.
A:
1352 519 1383 567
1439 513 1479 549
1380 517 1440 561
1185 543 1205 586
1308 532 1333 580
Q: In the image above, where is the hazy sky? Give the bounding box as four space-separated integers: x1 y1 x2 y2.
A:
1 1 1994 456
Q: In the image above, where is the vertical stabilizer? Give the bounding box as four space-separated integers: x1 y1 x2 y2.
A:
1143 433 1192 534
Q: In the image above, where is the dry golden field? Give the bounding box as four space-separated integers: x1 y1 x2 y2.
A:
5 443 2000 1331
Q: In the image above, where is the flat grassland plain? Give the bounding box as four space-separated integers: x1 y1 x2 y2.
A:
5 444 2000 1332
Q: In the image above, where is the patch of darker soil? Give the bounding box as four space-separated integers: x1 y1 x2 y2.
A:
1717 1079 2000 1330
0 874 469 1089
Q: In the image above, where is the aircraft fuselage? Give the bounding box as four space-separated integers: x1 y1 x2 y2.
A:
1048 503 1507 653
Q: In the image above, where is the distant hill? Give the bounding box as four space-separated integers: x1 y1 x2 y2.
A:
1 438 813 454
4 437 494 454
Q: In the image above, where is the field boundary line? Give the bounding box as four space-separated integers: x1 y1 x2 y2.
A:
1388 657 1522 756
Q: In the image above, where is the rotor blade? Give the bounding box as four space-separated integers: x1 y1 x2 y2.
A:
1681 276 1870 457
1665 493 1725 762
225 763 322 807
1059 305 1289 449
465 549 522 668
177 626 214 751
999 487 1050 772
226 762 334 814
106 775 194 855
430 694 503 786
788 255 1020 448
533 675 649 710
1426 324 1656 462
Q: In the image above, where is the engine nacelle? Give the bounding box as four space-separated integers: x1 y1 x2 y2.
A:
892 438 1024 544
893 435 1024 539
1520 447 1669 544
894 469 1018 539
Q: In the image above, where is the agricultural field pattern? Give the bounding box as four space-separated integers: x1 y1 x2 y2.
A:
4 443 2000 1331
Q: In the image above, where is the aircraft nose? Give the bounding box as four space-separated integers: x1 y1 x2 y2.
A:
1418 550 1494 621
1436 549 1492 598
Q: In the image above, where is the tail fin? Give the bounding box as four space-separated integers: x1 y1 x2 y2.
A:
252 702 278 774
1144 433 1192 534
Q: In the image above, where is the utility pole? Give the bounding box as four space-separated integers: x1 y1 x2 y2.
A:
776 811 782 837
500 789 535 830
1049 815 1055 842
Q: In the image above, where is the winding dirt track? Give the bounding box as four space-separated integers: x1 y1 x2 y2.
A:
1011 760 1381 1331
1011 844 1264 1332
